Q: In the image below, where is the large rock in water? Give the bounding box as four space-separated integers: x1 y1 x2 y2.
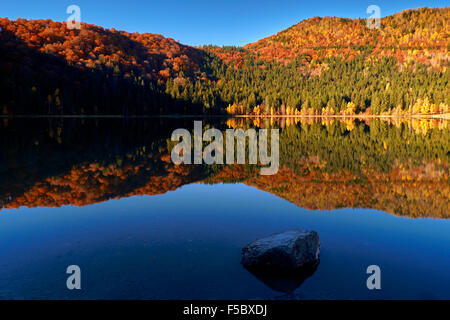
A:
241 229 320 273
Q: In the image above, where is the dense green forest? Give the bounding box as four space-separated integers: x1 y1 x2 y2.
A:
166 54 449 115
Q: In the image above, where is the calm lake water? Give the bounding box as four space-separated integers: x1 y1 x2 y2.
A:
0 117 449 299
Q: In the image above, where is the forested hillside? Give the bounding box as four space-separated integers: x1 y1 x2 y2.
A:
244 7 449 66
0 7 448 115
0 18 215 114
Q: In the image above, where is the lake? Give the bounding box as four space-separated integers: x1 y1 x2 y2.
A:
0 117 449 299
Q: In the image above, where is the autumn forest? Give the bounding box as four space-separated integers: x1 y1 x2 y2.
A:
0 7 449 116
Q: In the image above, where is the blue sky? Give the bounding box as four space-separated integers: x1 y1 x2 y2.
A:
1 0 447 46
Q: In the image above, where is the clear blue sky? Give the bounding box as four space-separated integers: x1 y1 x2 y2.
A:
1 0 447 46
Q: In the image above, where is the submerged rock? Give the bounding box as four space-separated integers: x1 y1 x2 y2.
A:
241 229 320 273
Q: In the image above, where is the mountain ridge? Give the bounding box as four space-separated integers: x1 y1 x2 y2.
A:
242 7 449 65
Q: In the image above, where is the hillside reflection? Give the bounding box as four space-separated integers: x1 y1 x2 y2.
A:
0 117 448 218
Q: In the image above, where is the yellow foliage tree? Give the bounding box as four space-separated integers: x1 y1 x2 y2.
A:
420 97 430 114
253 105 261 115
345 102 356 114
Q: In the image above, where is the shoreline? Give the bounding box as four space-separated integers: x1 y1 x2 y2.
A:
1 114 449 119
234 114 450 119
